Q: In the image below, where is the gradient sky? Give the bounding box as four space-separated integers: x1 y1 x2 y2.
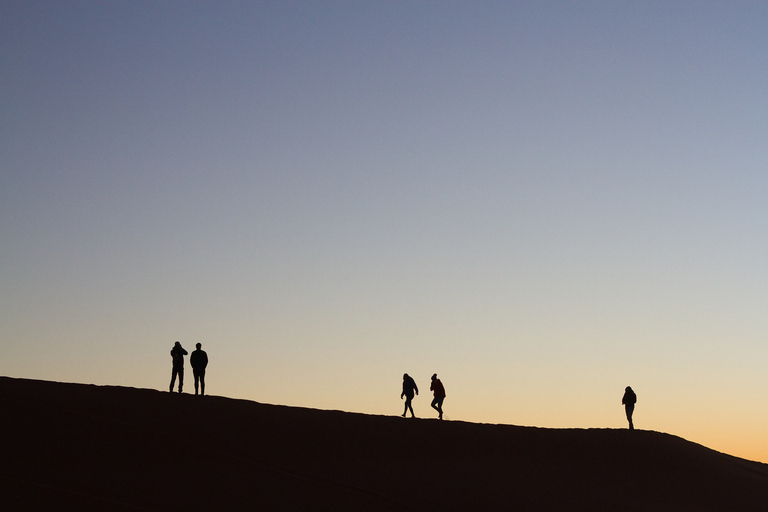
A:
3 1 768 462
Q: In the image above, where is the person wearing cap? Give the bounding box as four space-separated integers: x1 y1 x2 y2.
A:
430 373 446 420
190 343 209 396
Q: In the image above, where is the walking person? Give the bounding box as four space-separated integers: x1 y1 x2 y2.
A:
430 373 446 420
401 373 419 418
169 341 188 393
622 386 637 430
190 343 208 396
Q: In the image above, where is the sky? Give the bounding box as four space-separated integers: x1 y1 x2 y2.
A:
3 1 768 462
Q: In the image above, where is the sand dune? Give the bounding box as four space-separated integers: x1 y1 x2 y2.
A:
2 377 767 511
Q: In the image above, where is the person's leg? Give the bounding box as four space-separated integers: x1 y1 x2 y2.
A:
178 368 184 393
193 370 199 395
200 369 205 396
626 404 634 429
431 397 441 418
170 368 177 392
403 397 410 417
437 397 444 419
407 396 415 418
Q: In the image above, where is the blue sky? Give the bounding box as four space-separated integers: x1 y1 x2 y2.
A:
3 1 768 461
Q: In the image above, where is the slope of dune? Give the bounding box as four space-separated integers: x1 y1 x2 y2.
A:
2 376 767 511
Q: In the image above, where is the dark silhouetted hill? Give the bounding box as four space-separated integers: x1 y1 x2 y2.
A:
2 376 768 511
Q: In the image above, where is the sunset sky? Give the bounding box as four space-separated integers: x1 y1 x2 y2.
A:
3 1 768 462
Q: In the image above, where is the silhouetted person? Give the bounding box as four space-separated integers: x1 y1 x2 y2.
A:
622 386 637 430
401 373 419 418
190 342 208 396
169 341 188 393
430 373 446 420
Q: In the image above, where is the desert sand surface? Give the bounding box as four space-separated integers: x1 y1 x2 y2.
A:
2 376 768 511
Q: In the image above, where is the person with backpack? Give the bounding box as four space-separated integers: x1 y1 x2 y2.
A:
622 386 637 429
401 373 419 418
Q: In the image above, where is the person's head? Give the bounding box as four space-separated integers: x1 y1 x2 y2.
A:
626 386 632 392
174 341 181 347
403 373 409 380
196 343 202 349
431 373 437 381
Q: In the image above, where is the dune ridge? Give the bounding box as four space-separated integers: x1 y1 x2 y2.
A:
2 376 767 511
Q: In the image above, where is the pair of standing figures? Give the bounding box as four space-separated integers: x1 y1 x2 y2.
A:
401 373 445 419
170 341 208 395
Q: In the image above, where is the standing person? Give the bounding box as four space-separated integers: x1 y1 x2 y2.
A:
622 386 637 430
190 343 208 396
401 373 419 418
430 373 446 420
169 341 188 393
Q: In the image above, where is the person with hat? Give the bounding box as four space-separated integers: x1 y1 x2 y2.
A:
190 343 209 396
